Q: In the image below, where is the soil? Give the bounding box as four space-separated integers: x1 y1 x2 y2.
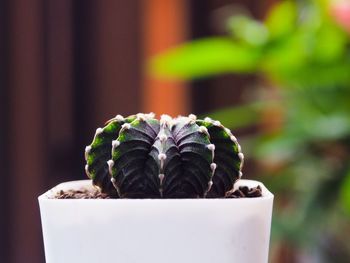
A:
226 185 262 198
54 189 111 199
54 186 262 199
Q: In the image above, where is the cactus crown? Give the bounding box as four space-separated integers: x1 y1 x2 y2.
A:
85 113 244 198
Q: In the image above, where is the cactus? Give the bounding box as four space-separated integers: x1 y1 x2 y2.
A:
85 113 244 198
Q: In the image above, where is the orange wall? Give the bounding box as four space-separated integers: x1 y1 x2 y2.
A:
142 0 190 117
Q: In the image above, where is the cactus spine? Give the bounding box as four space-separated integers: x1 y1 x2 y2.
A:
85 113 243 198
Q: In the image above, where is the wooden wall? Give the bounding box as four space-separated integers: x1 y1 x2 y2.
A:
0 1 271 262
0 1 142 262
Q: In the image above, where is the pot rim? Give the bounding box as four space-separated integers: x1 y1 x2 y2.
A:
38 179 273 201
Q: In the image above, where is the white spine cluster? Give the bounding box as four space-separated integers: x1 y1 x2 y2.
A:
205 143 216 196
188 114 197 121
198 126 210 137
96 127 103 135
160 114 172 127
90 127 104 153
176 115 195 125
136 112 156 121
207 144 215 156
136 113 147 121
107 159 114 176
84 146 92 161
188 116 196 124
158 153 167 170
207 180 213 191
112 140 120 148
85 164 90 177
238 152 244 169
157 118 173 196
158 150 167 197
213 120 221 126
209 162 217 187
222 125 244 173
230 135 237 143
159 134 167 142
110 177 121 197
120 123 131 134
105 114 124 125
146 112 156 119
114 114 124 121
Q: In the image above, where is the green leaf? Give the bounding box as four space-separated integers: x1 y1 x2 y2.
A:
254 134 305 163
340 169 350 216
313 24 348 63
149 37 261 80
265 1 297 39
261 32 310 78
278 63 350 88
227 15 269 46
201 102 271 129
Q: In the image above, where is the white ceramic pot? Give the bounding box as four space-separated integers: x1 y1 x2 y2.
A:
39 179 273 263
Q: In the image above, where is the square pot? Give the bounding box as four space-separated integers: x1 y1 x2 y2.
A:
39 179 273 263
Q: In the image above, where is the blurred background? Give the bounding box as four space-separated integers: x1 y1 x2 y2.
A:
0 0 350 262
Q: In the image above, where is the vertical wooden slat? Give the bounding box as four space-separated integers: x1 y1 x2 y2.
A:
46 0 76 185
0 0 10 261
142 0 190 117
93 0 142 123
7 0 46 262
47 0 74 150
72 0 143 180
72 0 97 179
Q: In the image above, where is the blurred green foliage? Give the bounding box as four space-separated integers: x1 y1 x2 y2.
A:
151 0 350 87
151 0 350 261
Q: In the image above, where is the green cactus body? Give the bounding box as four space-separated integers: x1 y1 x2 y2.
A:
85 113 243 198
196 117 243 197
109 116 161 198
85 114 137 196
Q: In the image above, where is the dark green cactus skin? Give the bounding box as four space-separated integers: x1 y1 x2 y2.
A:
85 115 137 196
85 113 244 198
196 118 243 198
110 117 161 198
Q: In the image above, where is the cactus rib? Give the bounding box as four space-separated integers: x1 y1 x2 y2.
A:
85 113 244 198
85 116 133 196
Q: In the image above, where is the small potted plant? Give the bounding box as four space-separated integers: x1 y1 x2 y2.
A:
39 113 273 263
